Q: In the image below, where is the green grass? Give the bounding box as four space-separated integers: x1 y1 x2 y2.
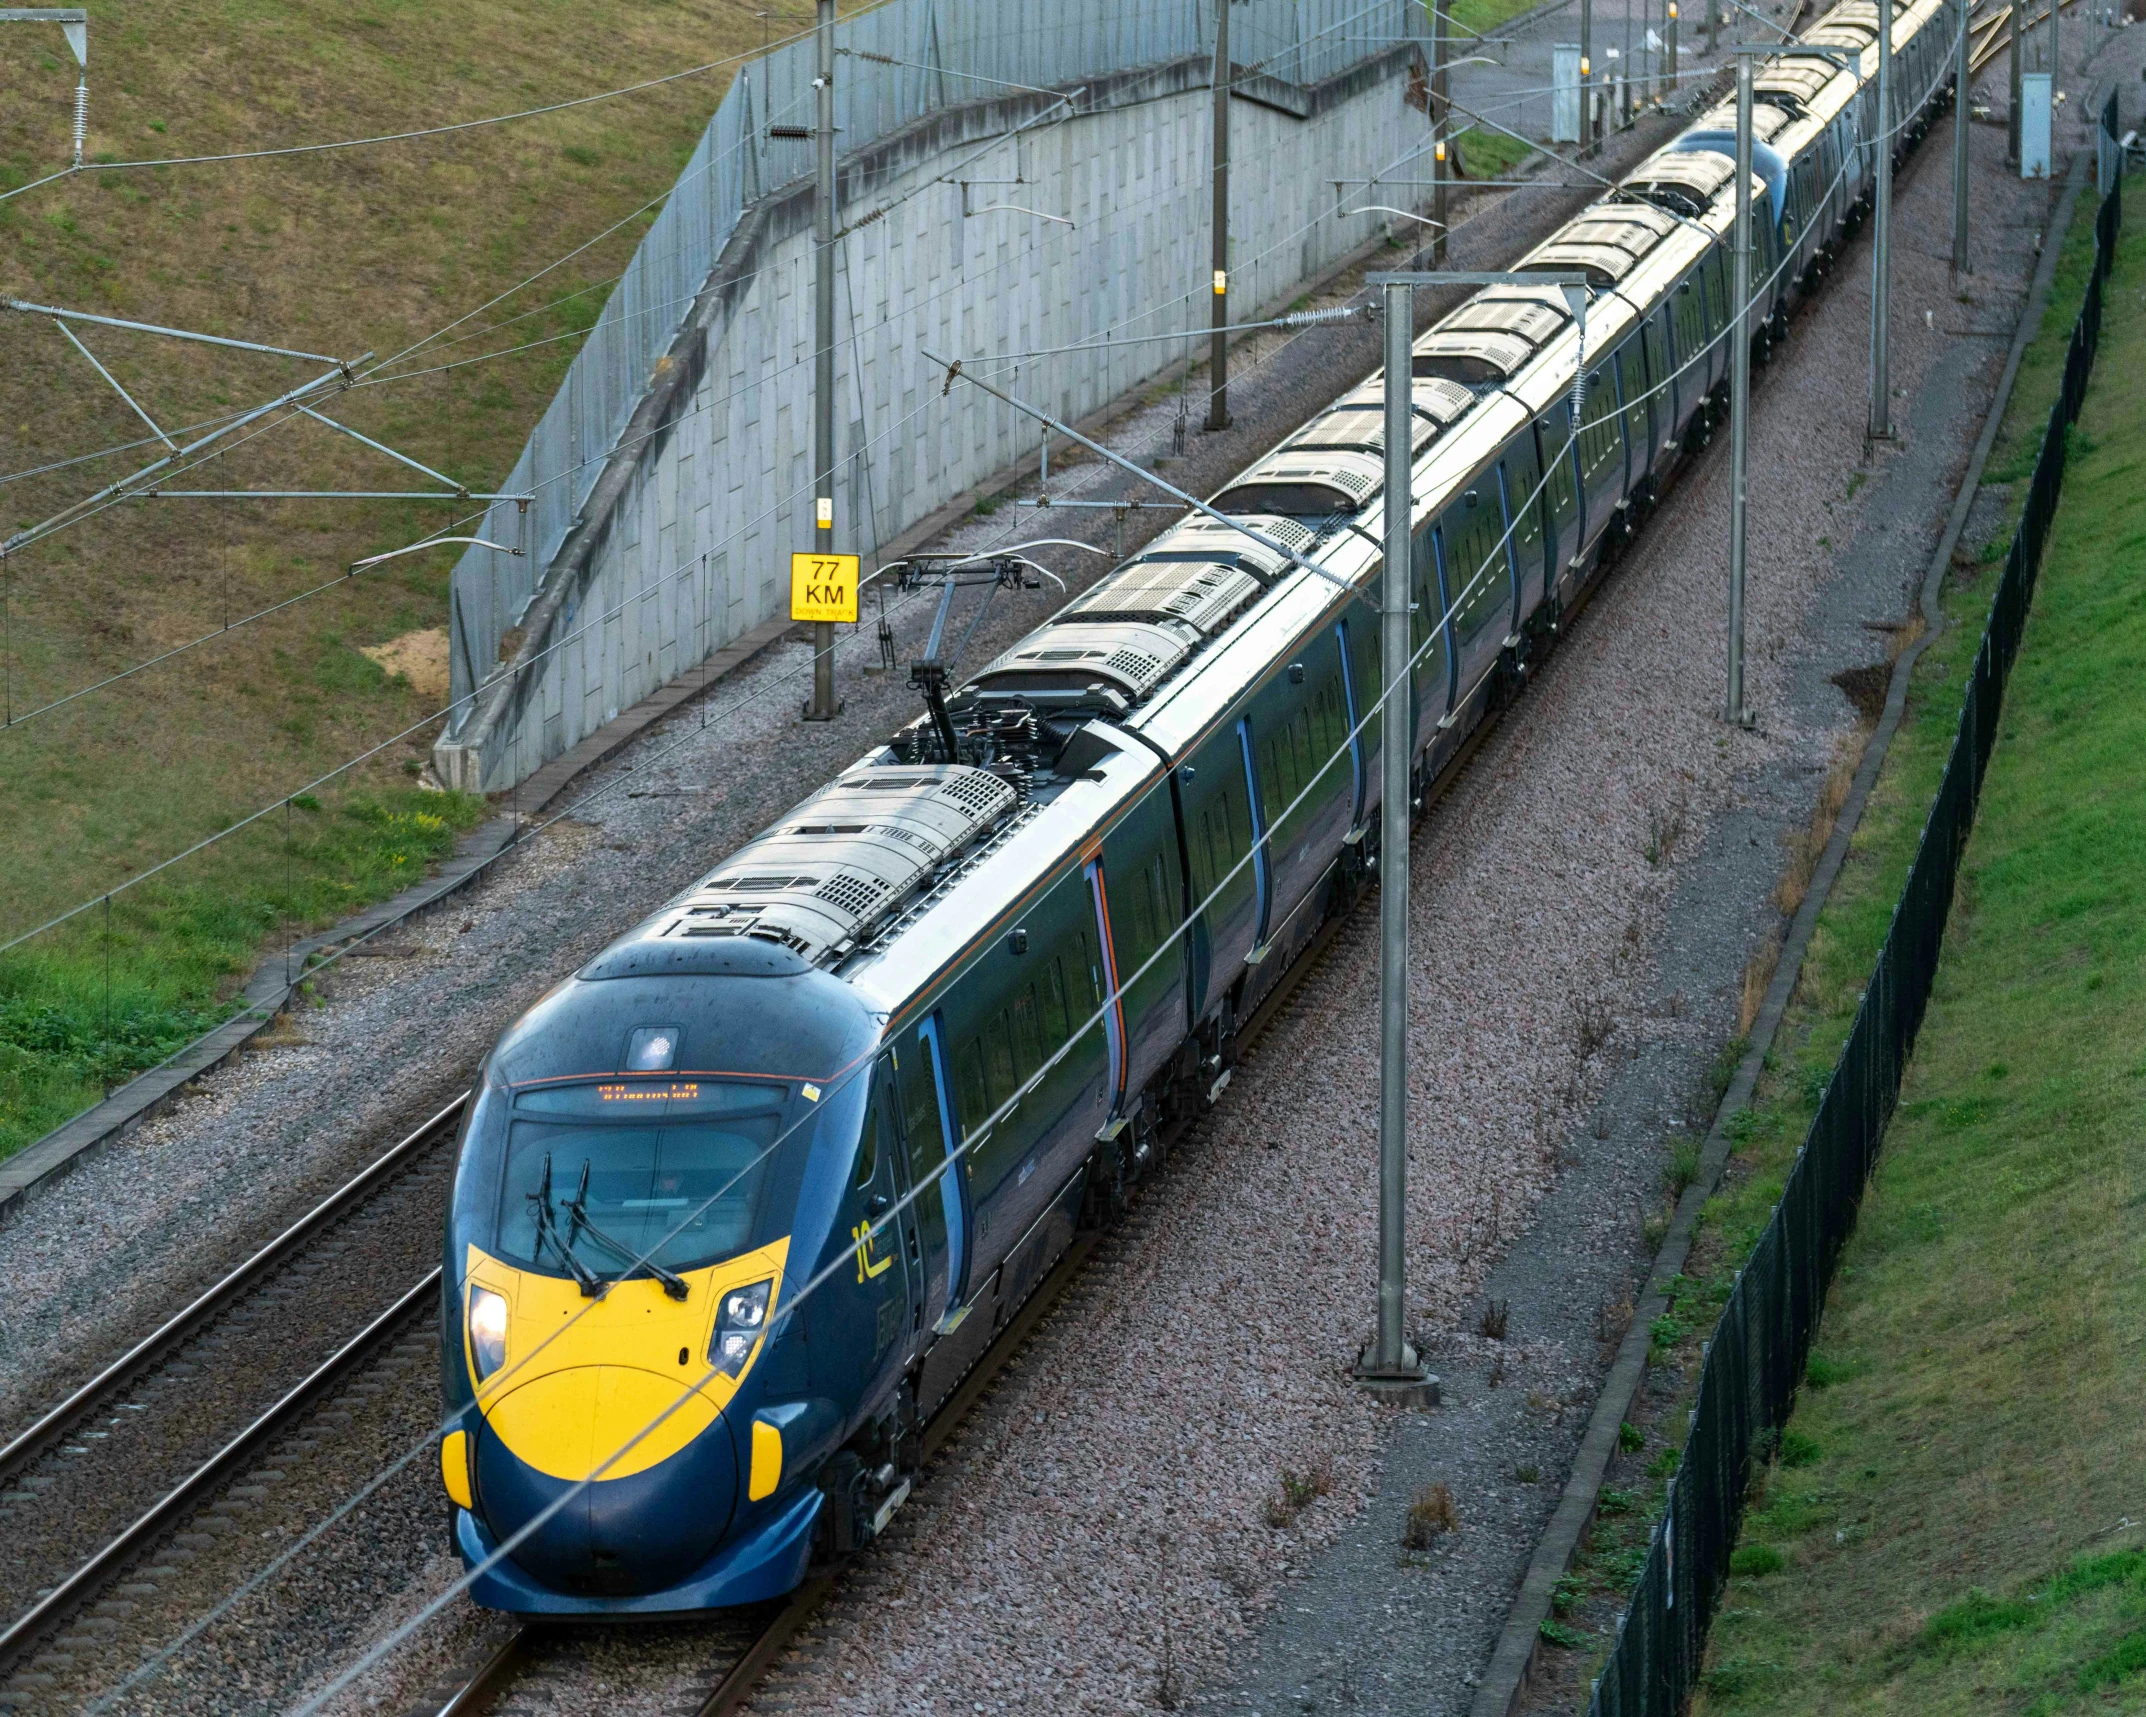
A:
1454 125 1534 182
0 785 485 1156
1685 181 2146 1715
1448 0 1548 41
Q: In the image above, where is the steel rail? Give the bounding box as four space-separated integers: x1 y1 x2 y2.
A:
0 1096 468 1487
0 1271 442 1669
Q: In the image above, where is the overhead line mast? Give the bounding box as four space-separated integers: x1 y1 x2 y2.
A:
807 0 841 721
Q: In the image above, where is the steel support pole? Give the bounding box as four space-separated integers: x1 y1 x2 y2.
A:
1665 1 1678 104
1432 0 1449 263
1870 0 1894 443
1356 278 1428 1398
1206 0 1231 431
1707 0 1719 54
806 0 838 721
1728 58 1754 727
1581 0 1595 148
1953 0 1971 274
2009 0 2023 166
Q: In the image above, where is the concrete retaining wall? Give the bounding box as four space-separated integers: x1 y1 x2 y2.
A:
435 39 1431 793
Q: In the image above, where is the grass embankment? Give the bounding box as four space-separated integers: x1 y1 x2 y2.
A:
1536 179 2136 1695
0 0 781 1158
1687 186 2146 1715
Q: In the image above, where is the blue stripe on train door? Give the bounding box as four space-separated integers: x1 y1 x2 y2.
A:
1236 718 1272 950
1083 856 1128 1125
915 1014 970 1318
1335 618 1366 831
1429 527 1460 717
1493 462 1521 638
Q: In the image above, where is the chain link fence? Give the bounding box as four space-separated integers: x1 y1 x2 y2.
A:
1585 109 2123 1717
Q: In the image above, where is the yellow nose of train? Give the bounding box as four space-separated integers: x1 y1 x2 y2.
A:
448 1240 788 1598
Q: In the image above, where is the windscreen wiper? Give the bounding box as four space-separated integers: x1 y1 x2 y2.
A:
567 1159 690 1301
530 1153 603 1297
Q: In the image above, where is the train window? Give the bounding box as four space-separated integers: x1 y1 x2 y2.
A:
1075 928 1103 1008
1617 347 1646 451
1121 850 1170 965
1409 522 1441 652
983 1016 1016 1113
1578 376 1621 487
1504 443 1544 569
1642 319 1668 409
956 1037 989 1139
1674 278 1706 374
1045 957 1072 1043
1290 708 1316 796
1320 680 1348 761
1258 735 1284 826
1445 508 1509 645
1147 853 1174 943
1539 417 1580 530
1191 800 1222 905
1215 791 1241 867
900 1048 945 1171
495 1085 784 1276
1011 985 1043 1084
854 1083 882 1188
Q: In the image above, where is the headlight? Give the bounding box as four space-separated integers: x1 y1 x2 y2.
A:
709 1279 773 1379
468 1286 508 1382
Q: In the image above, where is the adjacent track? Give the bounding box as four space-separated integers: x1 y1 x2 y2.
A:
0 1099 467 1673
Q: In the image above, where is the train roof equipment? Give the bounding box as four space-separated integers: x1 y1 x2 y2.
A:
1617 148 1740 216
643 765 1021 968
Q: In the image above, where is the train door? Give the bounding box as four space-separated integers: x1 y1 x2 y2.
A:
1499 431 1551 610
1235 718 1273 957
1092 793 1186 1102
1574 364 1624 548
1639 313 1671 476
1536 411 1584 590
1613 343 1647 498
906 1015 973 1330
1699 249 1729 380
1334 617 1368 832
1412 517 1458 741
1082 856 1128 1125
1670 273 1704 434
1436 485 1514 705
863 1053 925 1362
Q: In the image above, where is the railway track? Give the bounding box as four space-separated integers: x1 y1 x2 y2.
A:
0 1099 468 1680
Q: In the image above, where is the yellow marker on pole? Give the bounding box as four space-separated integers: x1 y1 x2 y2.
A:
790 552 859 624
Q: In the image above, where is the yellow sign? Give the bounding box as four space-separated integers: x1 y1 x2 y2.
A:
790 552 859 624
851 1220 894 1283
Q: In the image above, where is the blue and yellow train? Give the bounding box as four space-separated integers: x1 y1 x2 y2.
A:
438 0 1953 1612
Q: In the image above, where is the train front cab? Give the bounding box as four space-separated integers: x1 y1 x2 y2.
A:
441 955 893 1615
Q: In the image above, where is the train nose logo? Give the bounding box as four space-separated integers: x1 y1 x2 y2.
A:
851 1222 894 1283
